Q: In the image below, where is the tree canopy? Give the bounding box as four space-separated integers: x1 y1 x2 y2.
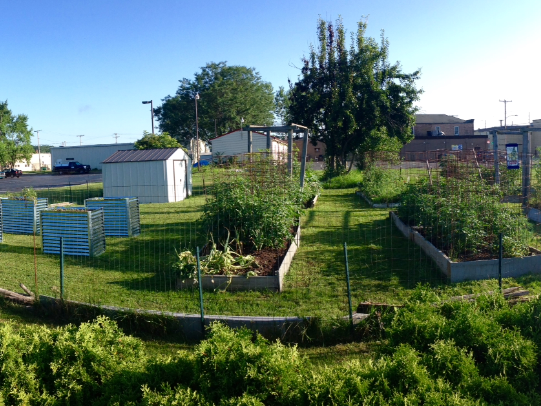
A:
134 131 182 150
154 62 275 146
288 18 422 171
0 101 34 168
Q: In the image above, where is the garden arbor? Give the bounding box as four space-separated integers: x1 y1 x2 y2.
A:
242 123 310 187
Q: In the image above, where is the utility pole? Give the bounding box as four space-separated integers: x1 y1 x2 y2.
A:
195 93 200 170
499 99 512 129
76 135 84 146
113 133 119 143
34 130 42 171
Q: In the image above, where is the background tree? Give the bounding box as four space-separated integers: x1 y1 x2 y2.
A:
0 101 34 168
288 18 422 173
274 86 291 125
33 145 52 153
134 131 183 150
154 62 275 146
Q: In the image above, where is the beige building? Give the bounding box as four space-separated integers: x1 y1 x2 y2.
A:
14 153 52 171
474 119 541 154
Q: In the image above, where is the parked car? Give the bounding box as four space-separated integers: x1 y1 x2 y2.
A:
4 169 22 178
53 161 91 174
0 171 5 179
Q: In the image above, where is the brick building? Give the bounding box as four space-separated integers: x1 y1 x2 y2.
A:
414 114 475 137
401 114 486 158
293 138 326 161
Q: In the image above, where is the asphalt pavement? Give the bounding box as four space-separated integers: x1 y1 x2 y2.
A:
0 173 102 193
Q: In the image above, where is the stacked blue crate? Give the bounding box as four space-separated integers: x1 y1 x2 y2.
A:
0 198 48 235
85 197 140 237
41 207 106 256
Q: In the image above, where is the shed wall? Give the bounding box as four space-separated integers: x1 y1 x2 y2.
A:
103 161 168 204
211 131 286 159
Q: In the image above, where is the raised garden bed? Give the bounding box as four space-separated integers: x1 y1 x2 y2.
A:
176 224 301 292
391 211 541 283
0 198 48 235
41 208 106 256
356 191 400 208
85 197 140 237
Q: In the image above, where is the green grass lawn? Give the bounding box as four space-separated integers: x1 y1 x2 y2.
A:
2 169 541 322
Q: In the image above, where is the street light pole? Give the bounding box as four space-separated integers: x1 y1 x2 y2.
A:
142 100 154 134
76 135 84 146
195 93 200 170
34 130 42 171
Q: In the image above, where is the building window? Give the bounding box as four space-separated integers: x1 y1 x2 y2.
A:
435 126 441 135
454 126 459 135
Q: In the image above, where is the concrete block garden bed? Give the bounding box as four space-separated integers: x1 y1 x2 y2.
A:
177 224 301 292
390 211 541 283
356 191 400 208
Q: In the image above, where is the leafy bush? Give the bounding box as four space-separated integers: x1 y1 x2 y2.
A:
204 161 317 250
358 166 406 203
321 170 363 189
397 177 532 260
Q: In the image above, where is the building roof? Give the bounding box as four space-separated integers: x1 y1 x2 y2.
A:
51 143 135 150
209 129 287 145
102 148 182 163
415 114 473 124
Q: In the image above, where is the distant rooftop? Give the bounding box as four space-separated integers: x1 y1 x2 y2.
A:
416 114 474 124
52 142 135 149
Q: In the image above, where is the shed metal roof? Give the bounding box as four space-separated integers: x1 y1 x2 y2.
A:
102 148 181 163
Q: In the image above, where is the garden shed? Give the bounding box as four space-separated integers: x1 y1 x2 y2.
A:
210 129 287 159
102 148 192 204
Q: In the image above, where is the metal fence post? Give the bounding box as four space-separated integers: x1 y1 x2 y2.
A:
493 130 500 185
344 242 354 335
196 246 205 336
522 130 531 208
60 237 65 300
498 233 503 293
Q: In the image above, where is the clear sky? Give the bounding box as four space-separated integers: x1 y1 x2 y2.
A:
3 0 541 147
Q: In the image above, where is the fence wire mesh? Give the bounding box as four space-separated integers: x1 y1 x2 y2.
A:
1 148 541 334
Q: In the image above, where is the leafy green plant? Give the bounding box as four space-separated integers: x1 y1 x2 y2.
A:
7 186 37 201
359 165 407 203
175 234 258 279
397 177 532 260
204 159 314 250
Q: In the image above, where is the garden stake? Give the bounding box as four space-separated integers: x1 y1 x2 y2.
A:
499 233 503 293
344 242 354 335
60 237 64 300
196 246 205 336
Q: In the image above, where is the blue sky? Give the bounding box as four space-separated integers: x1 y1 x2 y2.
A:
3 0 541 147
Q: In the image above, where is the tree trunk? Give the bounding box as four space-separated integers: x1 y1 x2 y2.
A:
347 152 357 173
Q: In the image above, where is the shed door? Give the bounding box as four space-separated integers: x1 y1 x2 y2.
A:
173 160 186 202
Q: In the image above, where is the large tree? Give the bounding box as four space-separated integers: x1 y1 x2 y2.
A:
0 101 34 168
288 18 422 172
154 62 275 145
134 131 182 150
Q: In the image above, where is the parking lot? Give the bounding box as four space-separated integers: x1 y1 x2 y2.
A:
0 173 102 193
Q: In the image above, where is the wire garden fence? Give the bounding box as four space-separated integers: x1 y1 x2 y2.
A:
1 149 541 331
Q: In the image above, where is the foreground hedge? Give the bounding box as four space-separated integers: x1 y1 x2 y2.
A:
2 291 541 405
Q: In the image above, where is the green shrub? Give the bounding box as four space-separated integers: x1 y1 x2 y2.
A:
321 170 363 189
358 166 406 203
397 177 532 260
194 322 304 405
203 161 317 250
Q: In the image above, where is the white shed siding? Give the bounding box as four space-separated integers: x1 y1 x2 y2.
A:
102 149 191 204
51 143 135 170
210 131 287 159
